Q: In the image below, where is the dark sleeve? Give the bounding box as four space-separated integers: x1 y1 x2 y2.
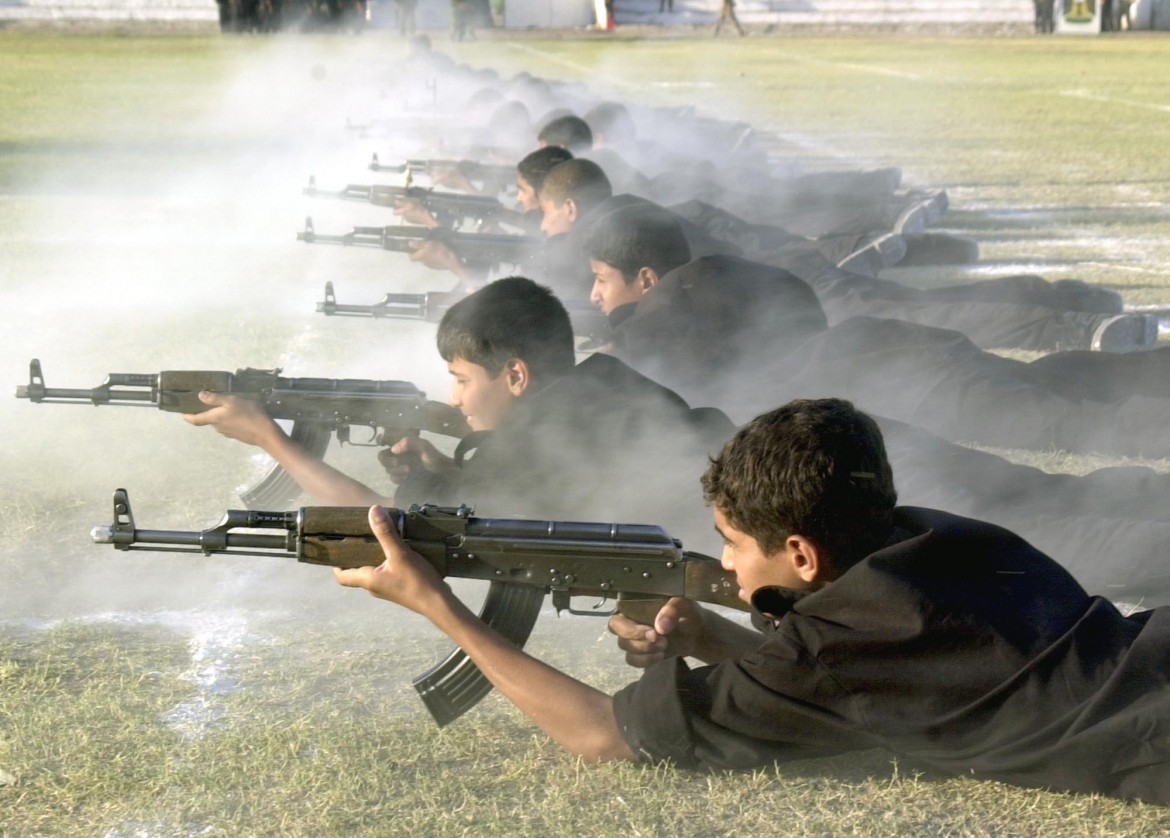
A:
612 651 874 771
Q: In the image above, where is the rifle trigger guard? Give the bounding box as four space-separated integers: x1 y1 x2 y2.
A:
551 590 616 618
336 425 380 447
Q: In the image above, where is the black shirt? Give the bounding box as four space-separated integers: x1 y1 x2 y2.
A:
607 254 827 410
396 354 734 549
613 507 1170 803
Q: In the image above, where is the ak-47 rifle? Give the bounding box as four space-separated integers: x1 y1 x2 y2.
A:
316 281 612 345
368 154 516 194
92 489 746 726
16 360 469 509
296 217 540 271
303 176 505 230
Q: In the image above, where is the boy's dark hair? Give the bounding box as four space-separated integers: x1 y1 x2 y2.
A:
585 203 692 281
537 115 594 152
538 159 613 216
464 86 504 113
584 101 637 147
488 100 531 132
436 277 576 384
486 100 532 150
702 399 897 571
517 146 574 193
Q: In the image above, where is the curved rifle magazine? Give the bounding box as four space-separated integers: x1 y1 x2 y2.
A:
411 581 545 726
238 422 332 509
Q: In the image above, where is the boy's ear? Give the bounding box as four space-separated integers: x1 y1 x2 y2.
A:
636 267 661 291
785 535 829 585
564 198 579 224
502 358 532 397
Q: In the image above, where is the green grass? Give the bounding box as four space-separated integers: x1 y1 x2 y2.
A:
6 617 1170 837
3 28 1170 836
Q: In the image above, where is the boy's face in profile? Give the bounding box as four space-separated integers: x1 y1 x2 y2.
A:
516 175 539 212
714 507 813 600
539 196 575 236
447 356 519 431
589 259 647 314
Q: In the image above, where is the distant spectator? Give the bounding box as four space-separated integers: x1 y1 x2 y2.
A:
1034 0 1055 32
715 0 745 36
393 0 416 35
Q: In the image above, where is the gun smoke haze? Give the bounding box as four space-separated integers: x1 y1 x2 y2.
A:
0 40 483 631
6 31 1159 694
0 35 974 630
0 37 742 693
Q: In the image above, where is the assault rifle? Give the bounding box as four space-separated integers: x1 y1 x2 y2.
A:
92 489 746 726
303 176 505 230
316 282 612 345
16 360 469 509
296 217 540 271
368 154 516 194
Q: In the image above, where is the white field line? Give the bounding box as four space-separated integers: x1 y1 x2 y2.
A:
782 55 926 81
504 43 639 90
505 44 918 171
506 42 924 88
1061 89 1170 115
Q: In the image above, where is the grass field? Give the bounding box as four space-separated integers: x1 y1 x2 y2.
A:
3 29 1170 836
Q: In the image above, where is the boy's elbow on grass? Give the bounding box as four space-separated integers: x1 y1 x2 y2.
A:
572 734 637 763
561 703 638 763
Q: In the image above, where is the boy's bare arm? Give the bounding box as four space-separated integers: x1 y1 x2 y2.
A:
336 507 638 762
184 392 388 506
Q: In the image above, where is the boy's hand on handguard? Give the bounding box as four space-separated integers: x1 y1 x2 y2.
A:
334 506 448 616
607 597 708 668
432 168 479 194
393 197 440 229
182 392 282 448
408 240 462 272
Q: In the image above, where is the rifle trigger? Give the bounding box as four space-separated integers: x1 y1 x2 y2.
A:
561 594 617 618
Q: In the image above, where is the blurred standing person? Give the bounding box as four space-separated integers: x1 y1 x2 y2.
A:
1034 0 1055 32
450 0 467 40
660 0 673 11
715 0 745 36
394 0 416 35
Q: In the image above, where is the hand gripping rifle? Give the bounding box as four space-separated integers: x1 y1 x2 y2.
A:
316 282 612 345
16 360 469 509
92 489 746 726
303 176 505 230
296 217 540 271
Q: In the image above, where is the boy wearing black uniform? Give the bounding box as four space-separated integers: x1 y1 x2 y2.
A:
185 277 731 548
561 163 1152 352
336 398 1170 803
583 203 1170 597
585 203 1170 460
